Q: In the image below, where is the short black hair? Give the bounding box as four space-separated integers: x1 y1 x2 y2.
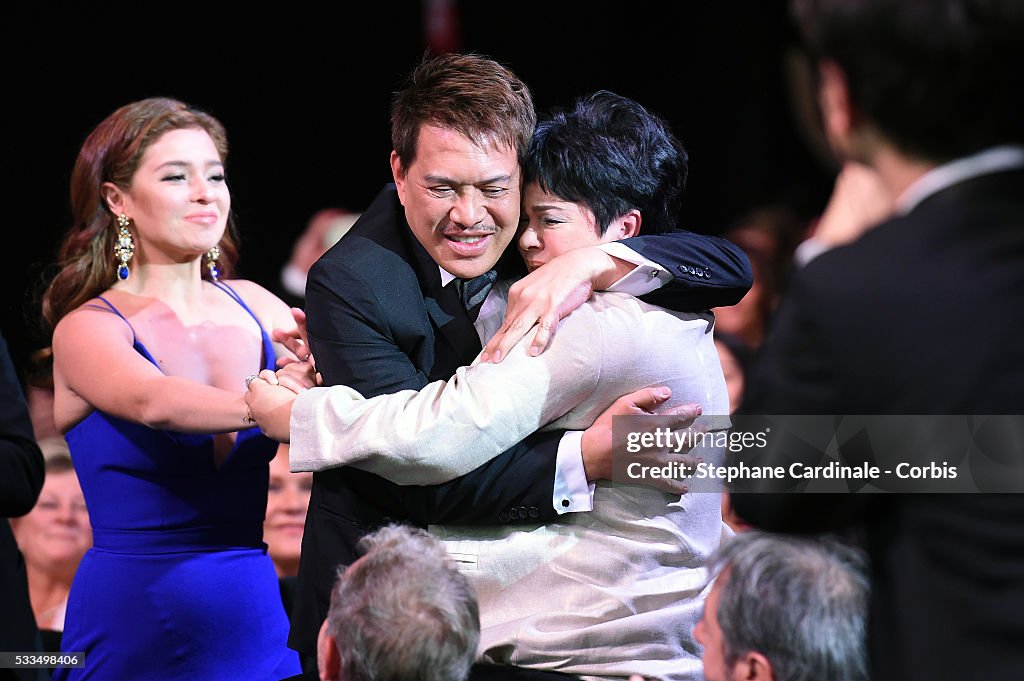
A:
793 0 1024 162
523 91 688 235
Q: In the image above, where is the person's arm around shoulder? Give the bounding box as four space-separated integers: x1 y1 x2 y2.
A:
482 233 752 361
256 304 605 485
249 301 700 495
291 246 575 525
618 230 754 308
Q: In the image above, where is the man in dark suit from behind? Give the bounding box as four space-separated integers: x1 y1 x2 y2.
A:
1 332 47 681
733 1 1024 680
292 52 753 679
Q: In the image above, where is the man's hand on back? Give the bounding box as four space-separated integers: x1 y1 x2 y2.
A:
581 386 705 494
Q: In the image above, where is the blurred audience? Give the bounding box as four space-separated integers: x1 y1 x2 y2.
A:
316 524 479 681
24 349 70 463
277 208 360 309
10 453 92 651
713 205 803 354
713 304 757 534
713 331 752 416
695 531 869 681
264 448 313 579
264 446 313 629
712 173 891 358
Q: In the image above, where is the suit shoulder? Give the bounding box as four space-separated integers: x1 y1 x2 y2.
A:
809 213 915 267
308 185 410 277
308 233 419 289
799 214 916 292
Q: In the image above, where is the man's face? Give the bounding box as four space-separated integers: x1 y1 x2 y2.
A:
694 576 735 681
392 125 521 279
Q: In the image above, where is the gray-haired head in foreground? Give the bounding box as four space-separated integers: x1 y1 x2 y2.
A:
712 531 869 681
325 524 480 681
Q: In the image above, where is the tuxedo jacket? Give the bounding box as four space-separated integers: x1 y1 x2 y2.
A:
735 167 1024 681
0 333 46 681
290 184 752 656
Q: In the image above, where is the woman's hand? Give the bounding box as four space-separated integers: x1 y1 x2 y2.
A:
482 247 632 362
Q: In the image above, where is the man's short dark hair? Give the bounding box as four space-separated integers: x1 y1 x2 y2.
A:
391 52 537 169
712 531 869 681
523 90 688 235
792 0 1024 162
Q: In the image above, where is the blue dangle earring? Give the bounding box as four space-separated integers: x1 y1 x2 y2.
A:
205 246 221 281
114 213 135 281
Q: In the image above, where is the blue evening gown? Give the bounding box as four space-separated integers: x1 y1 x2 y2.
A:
54 284 302 680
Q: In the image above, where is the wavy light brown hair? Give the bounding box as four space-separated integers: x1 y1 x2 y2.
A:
42 97 240 334
390 52 536 169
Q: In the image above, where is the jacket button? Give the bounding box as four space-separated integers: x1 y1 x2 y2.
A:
498 512 510 523
528 506 540 519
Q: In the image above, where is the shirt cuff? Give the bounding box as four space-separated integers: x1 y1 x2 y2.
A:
793 237 832 268
597 241 674 295
553 430 595 514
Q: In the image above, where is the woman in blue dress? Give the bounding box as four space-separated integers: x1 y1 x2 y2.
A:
42 97 305 680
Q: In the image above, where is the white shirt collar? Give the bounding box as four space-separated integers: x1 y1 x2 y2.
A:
896 145 1024 215
439 266 457 287
437 265 506 344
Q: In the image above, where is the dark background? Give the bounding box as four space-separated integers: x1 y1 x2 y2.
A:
4 1 836 376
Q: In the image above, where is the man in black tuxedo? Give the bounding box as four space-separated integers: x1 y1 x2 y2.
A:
733 2 1024 680
1 333 47 681
289 53 753 677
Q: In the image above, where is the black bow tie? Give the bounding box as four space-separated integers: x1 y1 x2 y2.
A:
454 270 497 320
